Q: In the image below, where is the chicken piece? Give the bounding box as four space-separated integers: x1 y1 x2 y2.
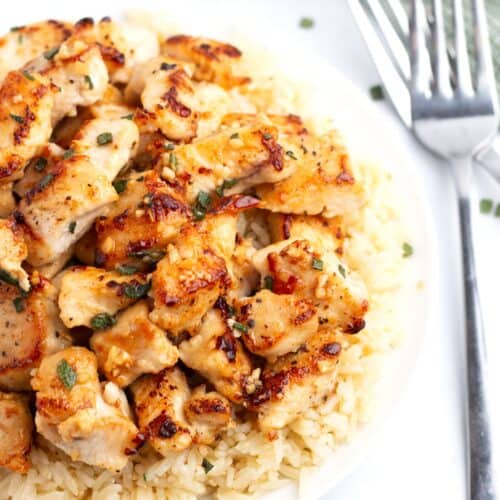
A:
0 276 71 391
179 309 253 404
89 84 134 121
228 233 259 300
24 37 108 124
0 183 15 217
125 56 199 141
32 347 139 471
253 239 368 334
58 266 150 329
0 70 54 184
35 245 74 280
149 225 230 336
0 20 72 81
236 289 318 359
221 113 308 137
94 170 191 271
91 301 178 387
246 329 343 431
0 392 33 473
19 118 138 266
162 35 250 89
160 123 290 203
256 130 365 218
131 367 193 454
0 218 29 291
74 17 159 84
184 385 232 445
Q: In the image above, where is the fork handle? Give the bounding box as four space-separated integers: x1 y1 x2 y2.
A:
452 157 497 500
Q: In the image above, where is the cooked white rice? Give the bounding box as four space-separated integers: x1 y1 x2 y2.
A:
0 15 409 500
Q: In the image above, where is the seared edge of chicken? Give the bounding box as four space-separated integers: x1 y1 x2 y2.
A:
0 218 30 291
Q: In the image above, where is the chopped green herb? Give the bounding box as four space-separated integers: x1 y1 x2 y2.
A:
192 206 206 221
495 204 500 217
263 275 274 290
169 152 178 169
97 132 113 146
480 198 493 214
43 46 59 60
121 113 134 120
230 132 239 140
84 74 93 90
34 157 48 172
402 242 413 258
90 313 117 330
286 150 298 160
192 191 212 220
338 264 346 278
165 143 175 151
299 17 314 29
123 281 151 299
56 359 77 389
202 458 214 473
116 264 138 275
68 221 77 234
0 269 19 287
160 62 177 71
63 148 74 160
312 258 324 271
262 132 273 140
113 179 128 194
10 26 23 32
128 249 166 263
143 473 148 481
215 178 237 197
10 113 24 124
233 322 248 333
369 85 385 101
22 70 34 81
37 173 54 190
12 296 25 313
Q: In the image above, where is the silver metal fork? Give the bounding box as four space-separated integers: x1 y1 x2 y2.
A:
349 1 499 499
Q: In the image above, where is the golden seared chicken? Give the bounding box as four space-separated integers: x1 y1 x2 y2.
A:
32 347 139 471
94 170 191 271
236 289 318 360
179 308 253 404
24 37 108 124
183 385 232 445
0 218 29 291
0 276 71 391
0 392 33 473
0 20 72 81
73 17 159 84
253 239 368 334
149 224 230 336
0 183 15 217
256 130 365 218
90 301 178 387
246 329 343 431
88 84 134 121
18 117 138 267
58 266 150 329
125 56 199 141
161 35 250 89
131 367 193 454
0 70 54 184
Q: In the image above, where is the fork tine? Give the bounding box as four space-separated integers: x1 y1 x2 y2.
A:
409 0 432 95
431 0 452 96
452 0 474 95
471 0 497 97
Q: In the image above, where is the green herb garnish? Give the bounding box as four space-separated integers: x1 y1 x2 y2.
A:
169 152 178 169
34 157 48 172
264 276 274 290
230 132 239 139
12 296 25 313
165 143 175 151
10 113 24 124
0 269 19 287
116 264 138 275
63 148 74 160
369 85 385 101
113 179 128 194
84 74 93 90
286 150 297 160
56 359 77 389
312 258 324 271
192 191 212 220
38 173 54 190
121 113 134 120
262 132 273 140
43 46 59 60
480 198 493 214
68 221 76 234
402 242 413 258
123 281 151 299
495 204 500 217
215 178 237 197
90 313 117 330
22 70 34 81
338 264 346 278
233 322 248 333
160 62 177 71
128 249 166 263
202 458 214 473
97 132 113 146
299 17 314 29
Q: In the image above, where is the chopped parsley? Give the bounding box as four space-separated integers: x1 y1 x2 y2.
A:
123 281 151 299
68 221 77 234
84 74 93 90
262 132 273 140
286 150 298 160
128 249 166 263
480 198 493 214
264 275 274 290
230 132 239 140
299 17 314 29
215 178 237 197
113 179 128 194
56 359 77 389
90 313 117 330
10 113 24 124
121 113 134 120
192 191 212 221
22 70 34 81
10 26 23 32
168 152 178 169
369 85 385 101
164 143 175 151
97 132 113 146
338 264 346 278
0 269 19 287
312 258 324 271
233 322 248 333
160 62 177 71
63 148 74 160
37 173 54 190
43 46 60 60
34 157 48 172
202 458 214 473
402 242 414 258
12 296 25 313
495 204 500 217
116 264 138 275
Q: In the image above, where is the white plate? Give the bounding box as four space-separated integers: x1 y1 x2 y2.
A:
0 2 439 498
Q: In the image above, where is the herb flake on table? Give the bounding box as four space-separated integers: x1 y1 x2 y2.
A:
299 17 314 29
57 359 77 389
479 198 493 214
402 242 413 258
369 85 385 101
495 204 500 217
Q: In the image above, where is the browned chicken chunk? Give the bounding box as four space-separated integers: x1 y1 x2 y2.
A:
0 218 29 291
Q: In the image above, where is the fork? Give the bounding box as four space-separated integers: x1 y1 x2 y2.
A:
349 1 499 499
